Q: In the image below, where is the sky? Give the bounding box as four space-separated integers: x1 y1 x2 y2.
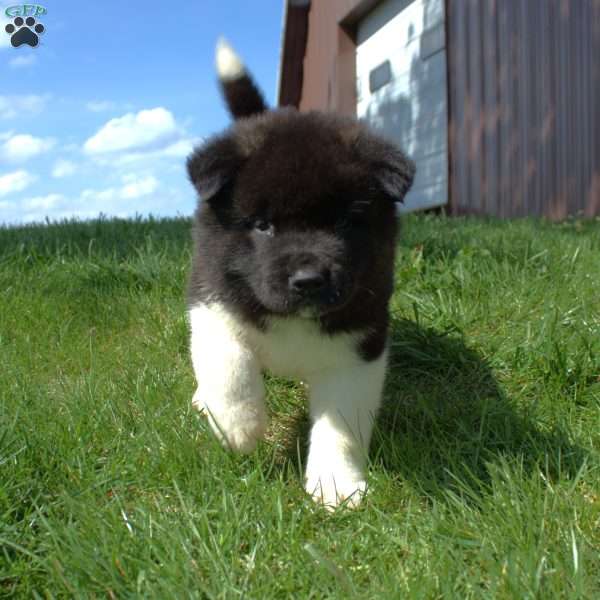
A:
0 1 284 225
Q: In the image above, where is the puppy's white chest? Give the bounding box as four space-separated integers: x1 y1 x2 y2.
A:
189 303 362 380
250 318 360 378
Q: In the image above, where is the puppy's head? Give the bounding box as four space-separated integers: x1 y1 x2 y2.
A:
187 40 415 318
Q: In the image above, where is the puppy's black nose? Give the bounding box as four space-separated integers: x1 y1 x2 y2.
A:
288 269 327 295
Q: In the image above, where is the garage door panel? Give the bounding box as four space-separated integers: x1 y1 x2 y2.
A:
399 180 447 213
357 0 445 45
357 0 448 212
359 100 447 159
357 48 446 103
411 151 446 190
358 83 446 135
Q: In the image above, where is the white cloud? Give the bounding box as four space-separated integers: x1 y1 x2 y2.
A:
0 94 48 119
9 54 37 68
1 181 195 224
79 175 159 204
112 137 197 166
51 159 77 178
120 174 159 199
0 133 55 162
162 138 197 157
24 193 63 210
16 181 161 223
83 107 182 155
80 187 115 203
0 169 36 196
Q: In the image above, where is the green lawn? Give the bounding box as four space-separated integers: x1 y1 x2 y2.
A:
1 214 599 598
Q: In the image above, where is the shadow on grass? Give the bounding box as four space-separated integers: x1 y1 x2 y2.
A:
372 317 588 499
271 316 589 501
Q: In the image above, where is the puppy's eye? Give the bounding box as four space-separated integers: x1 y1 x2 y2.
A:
349 211 368 225
336 211 367 231
337 201 371 230
252 219 275 236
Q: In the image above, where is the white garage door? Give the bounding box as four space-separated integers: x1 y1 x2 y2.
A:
356 0 448 212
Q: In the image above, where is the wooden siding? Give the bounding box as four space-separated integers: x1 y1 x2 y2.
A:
447 0 600 218
278 1 311 108
299 0 363 115
279 0 600 217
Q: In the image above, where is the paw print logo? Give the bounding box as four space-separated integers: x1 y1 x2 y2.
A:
5 16 45 48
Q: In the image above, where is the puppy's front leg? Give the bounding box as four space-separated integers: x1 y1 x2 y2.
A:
189 304 267 453
305 352 387 508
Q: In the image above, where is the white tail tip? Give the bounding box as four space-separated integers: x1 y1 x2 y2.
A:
216 37 245 81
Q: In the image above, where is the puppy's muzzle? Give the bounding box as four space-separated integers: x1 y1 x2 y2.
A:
288 268 329 297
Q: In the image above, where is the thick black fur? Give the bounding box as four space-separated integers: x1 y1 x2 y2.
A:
187 75 415 362
220 73 267 119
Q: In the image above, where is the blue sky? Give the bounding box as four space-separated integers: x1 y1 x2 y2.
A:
0 1 284 224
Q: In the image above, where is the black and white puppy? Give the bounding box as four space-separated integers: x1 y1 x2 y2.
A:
187 40 415 508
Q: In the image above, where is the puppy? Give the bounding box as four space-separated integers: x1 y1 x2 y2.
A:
187 39 415 508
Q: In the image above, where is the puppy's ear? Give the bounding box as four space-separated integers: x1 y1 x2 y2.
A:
187 135 244 202
373 144 416 202
353 130 416 203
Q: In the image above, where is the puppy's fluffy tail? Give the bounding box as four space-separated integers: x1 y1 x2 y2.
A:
216 38 267 120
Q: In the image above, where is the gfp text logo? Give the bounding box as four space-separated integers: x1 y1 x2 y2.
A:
5 4 47 17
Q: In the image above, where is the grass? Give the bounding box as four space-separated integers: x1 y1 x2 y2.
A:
1 213 599 598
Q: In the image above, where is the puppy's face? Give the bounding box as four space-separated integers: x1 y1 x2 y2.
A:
188 109 414 318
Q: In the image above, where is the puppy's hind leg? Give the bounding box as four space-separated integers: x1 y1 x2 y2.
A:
189 303 267 454
304 352 387 509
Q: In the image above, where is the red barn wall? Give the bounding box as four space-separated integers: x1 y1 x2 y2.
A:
284 0 600 218
447 0 600 218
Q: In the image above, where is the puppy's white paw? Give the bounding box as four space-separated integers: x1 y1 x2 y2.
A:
193 393 267 454
305 472 367 510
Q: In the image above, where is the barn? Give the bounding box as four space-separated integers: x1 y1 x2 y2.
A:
277 0 600 218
